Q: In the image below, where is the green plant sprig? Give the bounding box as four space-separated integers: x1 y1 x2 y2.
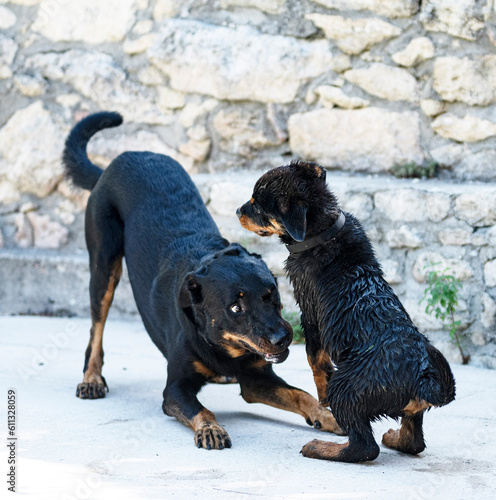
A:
282 310 304 344
420 263 470 364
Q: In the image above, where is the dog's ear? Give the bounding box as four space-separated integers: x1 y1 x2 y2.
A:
280 201 307 242
178 273 203 308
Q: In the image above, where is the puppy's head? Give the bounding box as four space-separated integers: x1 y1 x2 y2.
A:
237 160 329 243
179 243 293 363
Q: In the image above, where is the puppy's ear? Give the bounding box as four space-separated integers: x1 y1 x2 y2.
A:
290 161 326 182
178 273 203 308
281 202 307 242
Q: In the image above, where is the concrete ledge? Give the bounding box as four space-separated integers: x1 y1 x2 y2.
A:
0 249 138 317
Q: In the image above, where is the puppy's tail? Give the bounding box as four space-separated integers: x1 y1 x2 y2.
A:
418 342 456 407
62 111 123 191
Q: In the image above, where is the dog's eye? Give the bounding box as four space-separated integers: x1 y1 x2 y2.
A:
262 291 272 303
229 304 242 315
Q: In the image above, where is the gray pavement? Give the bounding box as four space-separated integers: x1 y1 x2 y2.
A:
1 315 496 500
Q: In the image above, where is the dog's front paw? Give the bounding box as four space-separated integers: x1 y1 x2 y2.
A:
195 424 232 450
307 405 345 435
76 377 108 399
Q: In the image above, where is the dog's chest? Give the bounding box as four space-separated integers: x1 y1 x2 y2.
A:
285 259 322 321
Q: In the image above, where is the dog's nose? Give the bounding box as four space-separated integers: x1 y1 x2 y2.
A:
266 328 292 349
236 207 242 218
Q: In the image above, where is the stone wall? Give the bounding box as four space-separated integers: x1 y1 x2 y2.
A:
1 0 496 367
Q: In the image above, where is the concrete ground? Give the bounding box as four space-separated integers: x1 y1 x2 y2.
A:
1 315 496 500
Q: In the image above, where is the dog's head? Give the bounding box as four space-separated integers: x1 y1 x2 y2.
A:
237 160 331 243
179 243 293 363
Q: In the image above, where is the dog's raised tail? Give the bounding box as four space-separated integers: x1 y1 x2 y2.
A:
63 111 123 191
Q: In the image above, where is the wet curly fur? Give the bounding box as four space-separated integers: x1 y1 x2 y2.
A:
238 161 456 463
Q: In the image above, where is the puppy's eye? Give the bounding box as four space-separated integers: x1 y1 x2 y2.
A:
229 304 242 314
262 291 272 303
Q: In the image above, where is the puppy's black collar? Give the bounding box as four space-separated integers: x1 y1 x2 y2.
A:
286 211 346 254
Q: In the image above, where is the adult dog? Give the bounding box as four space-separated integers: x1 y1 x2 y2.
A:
63 114 342 450
237 160 455 462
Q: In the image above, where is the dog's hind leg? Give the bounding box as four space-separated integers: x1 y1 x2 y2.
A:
301 419 380 463
76 203 124 399
382 410 426 455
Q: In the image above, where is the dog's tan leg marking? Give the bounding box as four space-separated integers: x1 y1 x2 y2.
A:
242 384 343 435
77 259 122 399
190 409 231 450
307 350 332 406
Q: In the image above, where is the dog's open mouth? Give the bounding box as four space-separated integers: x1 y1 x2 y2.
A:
256 230 272 237
246 342 290 364
262 349 290 364
235 338 290 364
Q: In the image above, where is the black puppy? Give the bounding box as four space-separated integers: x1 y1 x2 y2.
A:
237 161 455 462
63 114 342 450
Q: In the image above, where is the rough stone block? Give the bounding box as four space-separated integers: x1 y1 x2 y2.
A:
26 213 68 250
374 189 450 222
309 0 418 18
0 6 16 29
433 56 496 106
33 0 137 44
386 225 423 248
315 86 369 109
392 37 435 67
0 34 17 79
382 259 403 284
220 0 286 14
453 151 496 182
340 193 373 221
438 224 473 246
344 63 418 102
213 108 283 156
148 20 333 103
431 114 496 142
0 102 65 197
484 259 496 287
413 252 474 282
420 99 447 117
454 190 496 227
288 108 423 172
481 293 496 328
306 14 401 55
421 0 492 40
153 0 182 20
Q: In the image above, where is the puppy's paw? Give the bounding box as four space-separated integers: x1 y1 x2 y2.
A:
76 376 108 399
195 424 232 450
382 428 426 455
382 428 400 449
301 439 348 461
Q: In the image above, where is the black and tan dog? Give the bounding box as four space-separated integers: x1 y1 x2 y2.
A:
237 160 455 462
63 113 342 450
